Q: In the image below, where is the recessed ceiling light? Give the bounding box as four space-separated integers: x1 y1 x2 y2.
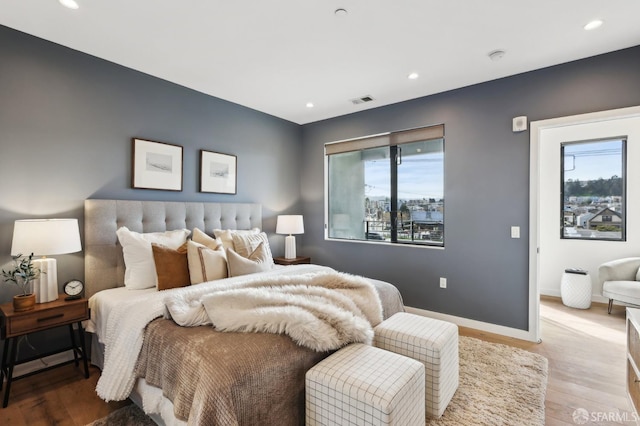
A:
584 20 603 30
335 8 348 17
488 50 506 61
408 72 419 80
59 0 79 9
306 102 314 108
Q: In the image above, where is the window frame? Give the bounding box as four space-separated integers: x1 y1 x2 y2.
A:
560 137 627 242
324 124 445 247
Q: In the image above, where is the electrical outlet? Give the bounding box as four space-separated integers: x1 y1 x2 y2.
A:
440 277 447 289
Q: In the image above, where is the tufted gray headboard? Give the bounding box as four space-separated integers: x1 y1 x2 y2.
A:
84 199 262 298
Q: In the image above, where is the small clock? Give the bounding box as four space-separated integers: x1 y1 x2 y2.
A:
64 279 84 300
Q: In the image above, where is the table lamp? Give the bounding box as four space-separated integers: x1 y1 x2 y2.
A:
11 219 82 303
276 215 304 259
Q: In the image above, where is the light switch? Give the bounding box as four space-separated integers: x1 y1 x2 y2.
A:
511 226 520 238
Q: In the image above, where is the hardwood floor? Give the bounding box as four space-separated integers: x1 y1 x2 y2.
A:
0 296 633 425
461 296 633 425
0 363 129 426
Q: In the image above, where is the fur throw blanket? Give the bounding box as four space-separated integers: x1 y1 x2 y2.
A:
166 271 383 351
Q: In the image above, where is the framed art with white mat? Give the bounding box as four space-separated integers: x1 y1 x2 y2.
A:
132 138 183 191
200 150 237 194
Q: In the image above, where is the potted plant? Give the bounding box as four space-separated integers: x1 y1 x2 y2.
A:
2 253 42 312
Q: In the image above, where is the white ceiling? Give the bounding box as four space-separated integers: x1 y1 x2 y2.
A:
1 1 639 124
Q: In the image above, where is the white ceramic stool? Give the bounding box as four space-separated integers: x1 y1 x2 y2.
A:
374 312 458 418
305 343 425 426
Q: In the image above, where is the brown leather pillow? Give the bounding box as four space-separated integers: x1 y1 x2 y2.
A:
151 242 190 290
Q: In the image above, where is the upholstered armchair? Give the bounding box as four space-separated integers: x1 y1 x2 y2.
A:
599 257 640 314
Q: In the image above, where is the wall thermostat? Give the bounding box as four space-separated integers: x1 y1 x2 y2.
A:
512 116 527 132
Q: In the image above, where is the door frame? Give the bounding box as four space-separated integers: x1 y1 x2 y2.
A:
529 105 640 343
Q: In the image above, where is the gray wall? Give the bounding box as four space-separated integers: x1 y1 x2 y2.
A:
300 45 640 331
0 25 301 353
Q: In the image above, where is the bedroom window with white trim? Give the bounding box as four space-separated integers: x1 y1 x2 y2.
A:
325 124 444 246
561 137 626 241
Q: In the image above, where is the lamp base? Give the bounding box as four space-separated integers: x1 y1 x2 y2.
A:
284 235 297 259
32 258 58 303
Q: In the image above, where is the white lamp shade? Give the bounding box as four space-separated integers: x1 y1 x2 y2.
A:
11 218 82 256
276 215 304 235
10 218 81 304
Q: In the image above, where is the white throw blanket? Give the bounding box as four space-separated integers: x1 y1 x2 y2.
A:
197 272 383 351
94 265 366 401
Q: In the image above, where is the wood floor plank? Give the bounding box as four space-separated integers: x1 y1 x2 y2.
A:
18 392 75 426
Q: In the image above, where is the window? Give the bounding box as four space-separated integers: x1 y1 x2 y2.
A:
325 124 444 246
561 137 626 241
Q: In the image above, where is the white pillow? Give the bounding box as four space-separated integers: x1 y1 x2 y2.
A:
116 226 191 289
637 266 640 281
226 243 272 277
187 240 228 284
213 228 260 250
231 232 274 267
192 227 222 250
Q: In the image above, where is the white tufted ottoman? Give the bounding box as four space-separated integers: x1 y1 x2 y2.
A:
305 343 425 426
374 312 458 418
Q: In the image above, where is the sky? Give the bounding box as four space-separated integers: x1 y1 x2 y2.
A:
563 139 624 181
363 138 622 200
365 152 444 199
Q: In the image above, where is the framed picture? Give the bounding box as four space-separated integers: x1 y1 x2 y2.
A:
200 150 237 194
132 138 183 191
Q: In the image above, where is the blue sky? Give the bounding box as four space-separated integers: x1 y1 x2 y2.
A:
365 153 444 199
563 139 624 181
363 138 622 200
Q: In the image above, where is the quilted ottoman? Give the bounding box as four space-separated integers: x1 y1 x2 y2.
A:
305 343 425 426
374 312 458 418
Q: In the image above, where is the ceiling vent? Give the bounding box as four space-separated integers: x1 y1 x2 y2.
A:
350 95 375 105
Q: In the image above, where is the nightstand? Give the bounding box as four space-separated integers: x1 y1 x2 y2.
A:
0 294 90 407
273 256 311 265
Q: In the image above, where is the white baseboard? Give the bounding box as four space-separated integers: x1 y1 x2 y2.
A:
404 305 538 342
10 351 75 378
540 288 561 298
539 288 609 304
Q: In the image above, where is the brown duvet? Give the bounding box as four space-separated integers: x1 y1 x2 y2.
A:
133 277 405 425
135 318 330 425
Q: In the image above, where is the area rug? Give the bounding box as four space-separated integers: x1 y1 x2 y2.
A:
86 404 155 426
429 336 548 425
88 336 547 426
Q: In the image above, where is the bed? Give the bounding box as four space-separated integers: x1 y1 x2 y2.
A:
84 199 405 425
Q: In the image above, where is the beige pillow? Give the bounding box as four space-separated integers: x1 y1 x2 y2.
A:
192 228 222 250
231 232 274 266
187 240 228 284
116 226 191 289
227 242 272 277
151 242 190 291
213 228 260 250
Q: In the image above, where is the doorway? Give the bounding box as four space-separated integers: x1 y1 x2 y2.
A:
529 106 640 342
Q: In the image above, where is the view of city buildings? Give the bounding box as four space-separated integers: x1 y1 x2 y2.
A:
562 138 625 240
364 196 444 244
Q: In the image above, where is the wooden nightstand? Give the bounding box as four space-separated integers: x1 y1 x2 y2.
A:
273 256 311 265
0 295 90 407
